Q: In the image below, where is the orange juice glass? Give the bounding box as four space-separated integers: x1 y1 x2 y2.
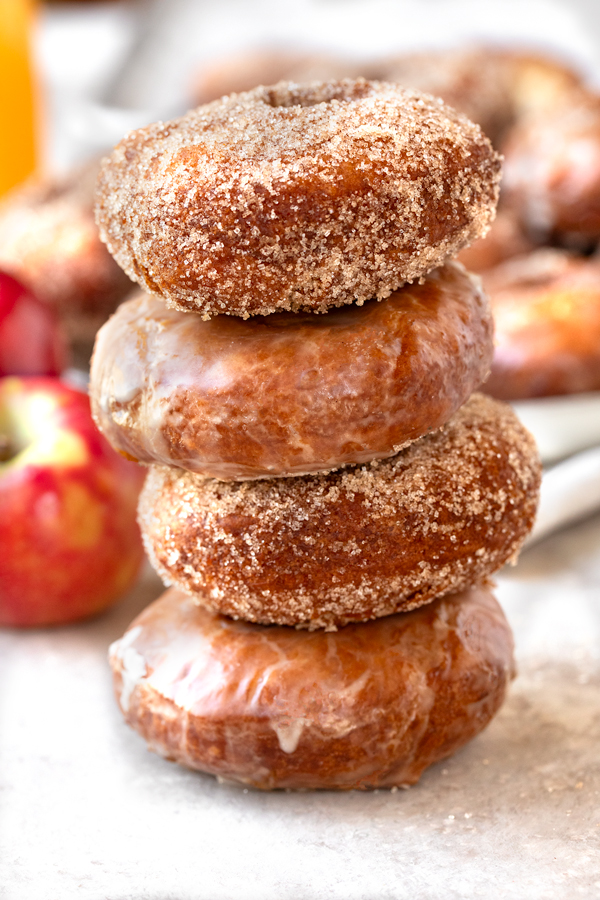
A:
0 0 37 197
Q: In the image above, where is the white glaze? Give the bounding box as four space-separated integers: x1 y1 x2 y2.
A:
273 718 310 754
109 626 146 712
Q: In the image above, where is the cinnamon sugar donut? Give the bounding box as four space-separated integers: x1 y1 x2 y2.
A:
482 249 600 399
109 583 514 790
95 79 501 318
90 262 493 480
138 394 541 629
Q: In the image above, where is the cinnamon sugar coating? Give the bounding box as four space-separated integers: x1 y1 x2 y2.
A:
109 584 514 790
138 394 541 629
90 262 493 480
95 79 501 317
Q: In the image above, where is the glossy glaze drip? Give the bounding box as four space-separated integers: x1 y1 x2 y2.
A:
109 585 515 790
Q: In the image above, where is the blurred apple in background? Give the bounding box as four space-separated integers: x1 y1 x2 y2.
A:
0 376 145 626
0 270 68 376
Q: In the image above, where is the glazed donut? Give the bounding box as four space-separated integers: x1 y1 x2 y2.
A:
0 159 132 360
95 79 501 318
502 94 600 246
482 249 600 400
90 262 493 480
138 393 541 629
109 583 514 790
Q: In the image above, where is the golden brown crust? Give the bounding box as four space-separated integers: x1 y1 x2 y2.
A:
482 249 600 399
0 160 133 354
95 79 501 318
138 394 541 628
90 262 493 480
109 584 515 790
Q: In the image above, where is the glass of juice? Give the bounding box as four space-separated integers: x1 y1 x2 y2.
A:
0 0 37 197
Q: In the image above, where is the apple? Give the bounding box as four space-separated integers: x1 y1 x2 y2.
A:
0 270 68 377
0 376 146 626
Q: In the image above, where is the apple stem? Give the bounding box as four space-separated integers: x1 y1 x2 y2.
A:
0 433 13 462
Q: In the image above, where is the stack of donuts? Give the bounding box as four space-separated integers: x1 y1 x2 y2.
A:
193 46 600 402
90 79 541 790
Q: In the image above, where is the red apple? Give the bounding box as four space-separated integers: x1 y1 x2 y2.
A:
0 376 146 626
0 270 68 376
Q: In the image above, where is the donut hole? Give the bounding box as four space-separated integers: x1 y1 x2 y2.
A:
262 88 324 109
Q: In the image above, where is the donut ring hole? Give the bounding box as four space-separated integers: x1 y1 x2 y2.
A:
261 89 331 109
262 80 372 109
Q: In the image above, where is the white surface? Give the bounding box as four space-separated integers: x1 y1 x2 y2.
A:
514 393 600 464
512 394 600 545
528 446 600 545
2 514 600 900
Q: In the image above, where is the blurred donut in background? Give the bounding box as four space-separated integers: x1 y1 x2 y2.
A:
482 249 600 399
378 48 584 146
191 45 584 148
375 47 599 402
456 207 537 273
503 94 600 247
0 157 133 367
